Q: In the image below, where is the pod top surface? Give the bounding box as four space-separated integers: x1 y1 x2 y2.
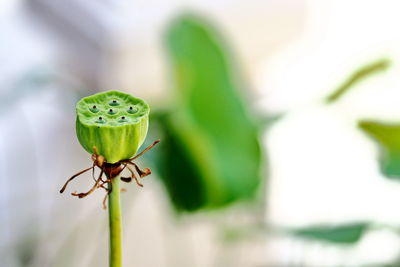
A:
76 90 149 127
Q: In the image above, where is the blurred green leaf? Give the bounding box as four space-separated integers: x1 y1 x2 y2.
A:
359 120 400 178
291 222 369 244
325 59 390 103
157 14 262 211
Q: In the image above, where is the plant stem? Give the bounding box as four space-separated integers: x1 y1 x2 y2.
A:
108 175 122 267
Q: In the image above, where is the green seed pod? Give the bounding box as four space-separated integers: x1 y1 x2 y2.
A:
76 90 149 163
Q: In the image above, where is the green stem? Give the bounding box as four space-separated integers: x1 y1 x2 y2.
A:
108 175 122 267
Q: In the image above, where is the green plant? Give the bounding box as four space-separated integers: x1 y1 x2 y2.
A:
325 59 390 104
154 14 262 211
60 90 159 267
283 59 392 247
76 90 150 163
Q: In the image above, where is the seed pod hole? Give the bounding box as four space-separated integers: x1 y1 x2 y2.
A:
109 100 120 106
108 108 116 115
96 117 106 124
118 116 128 123
89 105 99 113
127 106 138 114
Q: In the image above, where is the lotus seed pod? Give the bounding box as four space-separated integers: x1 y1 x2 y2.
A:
76 90 149 163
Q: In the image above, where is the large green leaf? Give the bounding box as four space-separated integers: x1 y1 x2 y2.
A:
156 14 262 211
291 222 369 244
359 120 400 178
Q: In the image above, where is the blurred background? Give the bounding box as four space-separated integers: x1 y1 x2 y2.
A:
4 0 400 266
